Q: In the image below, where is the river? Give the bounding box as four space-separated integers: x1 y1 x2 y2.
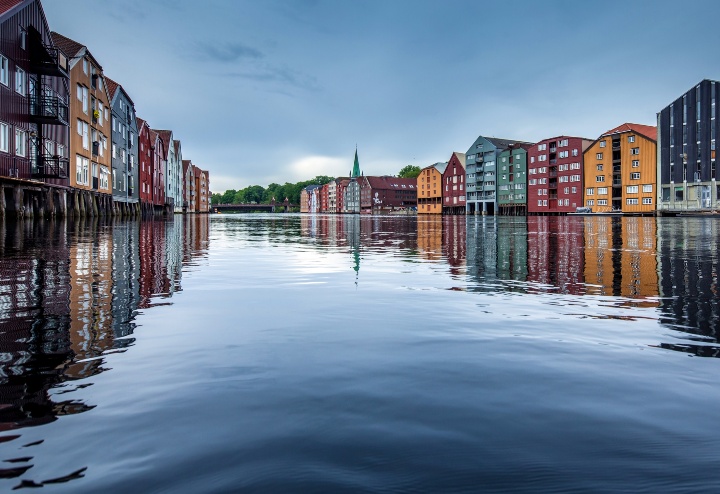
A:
0 214 718 492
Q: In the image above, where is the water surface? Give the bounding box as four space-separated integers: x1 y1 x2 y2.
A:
0 214 719 492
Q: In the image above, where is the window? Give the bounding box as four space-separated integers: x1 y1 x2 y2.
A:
599 141 606 148
598 199 608 206
559 139 568 147
631 147 639 155
598 187 608 195
626 198 639 205
596 153 603 160
15 129 26 157
76 155 89 185
83 58 88 75
642 184 652 193
630 172 640 180
572 149 578 156
77 120 89 150
642 197 653 205
587 199 594 206
596 175 605 182
626 185 638 194
0 55 8 86
77 84 88 113
543 200 547 206
538 143 546 151
586 188 594 195
0 122 8 153
15 67 25 95
20 28 26 50
559 150 569 158
628 135 635 143
632 160 639 167
572 187 576 194
530 156 535 163
597 164 603 171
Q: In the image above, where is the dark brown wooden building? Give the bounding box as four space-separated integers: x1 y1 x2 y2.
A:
359 176 417 214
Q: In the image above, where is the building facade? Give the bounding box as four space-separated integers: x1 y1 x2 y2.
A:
155 129 180 212
172 140 182 212
193 166 208 212
497 144 530 216
182 159 194 212
583 123 657 214
149 130 165 210
440 152 466 215
466 136 530 215
417 162 447 214
345 149 362 214
359 176 417 214
105 77 138 208
527 136 593 215
51 32 112 204
657 79 719 212
1 0 70 218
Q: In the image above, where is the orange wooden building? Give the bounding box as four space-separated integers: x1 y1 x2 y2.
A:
417 162 447 214
583 123 657 214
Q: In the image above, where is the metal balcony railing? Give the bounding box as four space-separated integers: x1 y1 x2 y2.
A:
29 95 69 125
31 155 68 179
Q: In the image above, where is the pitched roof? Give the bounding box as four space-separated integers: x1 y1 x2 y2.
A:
601 123 657 141
365 176 417 190
486 137 533 149
104 76 120 101
173 140 181 154
452 152 466 167
50 31 84 58
136 116 147 131
153 130 173 156
0 0 25 17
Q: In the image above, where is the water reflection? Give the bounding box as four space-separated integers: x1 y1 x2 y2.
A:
0 215 208 487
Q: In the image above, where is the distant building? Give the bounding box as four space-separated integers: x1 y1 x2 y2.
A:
149 129 165 210
497 144 530 216
345 149 361 214
137 117 152 213
193 166 209 212
466 136 531 215
359 176 417 214
105 76 138 207
182 159 195 212
320 183 329 212
441 152 466 215
336 178 350 213
417 162 447 214
172 140 183 212
154 129 181 213
527 136 593 215
657 79 719 212
583 123 657 214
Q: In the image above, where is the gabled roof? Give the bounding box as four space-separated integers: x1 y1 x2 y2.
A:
136 116 147 131
601 123 657 142
50 31 84 58
486 137 533 149
423 162 448 174
0 0 25 18
153 130 173 156
364 176 417 190
104 77 119 101
452 152 466 167
182 159 193 173
173 140 181 155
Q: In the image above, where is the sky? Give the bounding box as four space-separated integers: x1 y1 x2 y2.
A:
43 0 720 193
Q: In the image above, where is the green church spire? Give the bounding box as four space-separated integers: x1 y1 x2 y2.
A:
352 147 361 178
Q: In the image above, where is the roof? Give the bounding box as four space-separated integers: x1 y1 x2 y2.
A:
182 160 193 173
601 123 657 141
422 162 447 174
173 140 181 154
104 77 119 101
153 130 173 156
304 184 321 192
486 137 533 150
50 31 84 58
452 152 466 167
365 176 417 190
0 0 25 18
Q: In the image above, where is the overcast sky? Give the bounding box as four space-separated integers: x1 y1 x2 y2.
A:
43 0 720 193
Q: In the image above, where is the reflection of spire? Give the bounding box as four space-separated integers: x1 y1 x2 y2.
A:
348 215 361 287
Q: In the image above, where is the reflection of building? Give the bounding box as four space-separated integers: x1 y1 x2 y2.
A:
527 216 585 294
583 124 657 213
138 220 169 308
496 217 528 282
111 220 140 342
417 215 442 259
657 218 720 356
583 217 658 300
657 79 719 213
442 215 466 275
67 217 116 379
466 217 497 287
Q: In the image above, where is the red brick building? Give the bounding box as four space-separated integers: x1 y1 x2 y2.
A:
442 152 466 215
527 136 593 215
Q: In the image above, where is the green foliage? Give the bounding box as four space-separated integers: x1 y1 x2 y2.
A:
214 176 336 205
398 165 421 178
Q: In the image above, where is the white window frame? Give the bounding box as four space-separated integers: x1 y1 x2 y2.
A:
630 172 640 180
642 197 653 205
15 67 25 95
0 122 8 153
0 55 8 87
626 185 638 194
15 129 26 157
642 184 653 193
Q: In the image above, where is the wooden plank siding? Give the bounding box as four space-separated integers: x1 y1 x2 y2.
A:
417 165 443 214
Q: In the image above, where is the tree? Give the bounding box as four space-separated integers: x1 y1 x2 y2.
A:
398 165 421 178
220 189 237 204
211 193 222 205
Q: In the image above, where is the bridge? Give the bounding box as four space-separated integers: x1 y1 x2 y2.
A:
212 199 295 214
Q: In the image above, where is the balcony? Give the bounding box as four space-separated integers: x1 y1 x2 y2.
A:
31 155 68 179
549 171 558 178
29 28 69 78
549 180 558 189
29 94 69 125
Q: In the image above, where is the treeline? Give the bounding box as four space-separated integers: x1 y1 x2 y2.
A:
211 176 335 205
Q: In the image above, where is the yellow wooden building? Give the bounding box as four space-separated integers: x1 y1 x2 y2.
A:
417 162 447 214
583 123 657 214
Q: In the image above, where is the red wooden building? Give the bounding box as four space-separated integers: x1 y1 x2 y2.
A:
441 152 466 215
359 176 417 214
319 183 329 212
527 136 593 215
137 117 152 212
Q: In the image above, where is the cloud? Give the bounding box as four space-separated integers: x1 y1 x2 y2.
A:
223 66 320 92
196 41 264 63
287 155 351 182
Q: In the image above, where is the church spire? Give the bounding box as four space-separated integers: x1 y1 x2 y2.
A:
352 147 361 178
